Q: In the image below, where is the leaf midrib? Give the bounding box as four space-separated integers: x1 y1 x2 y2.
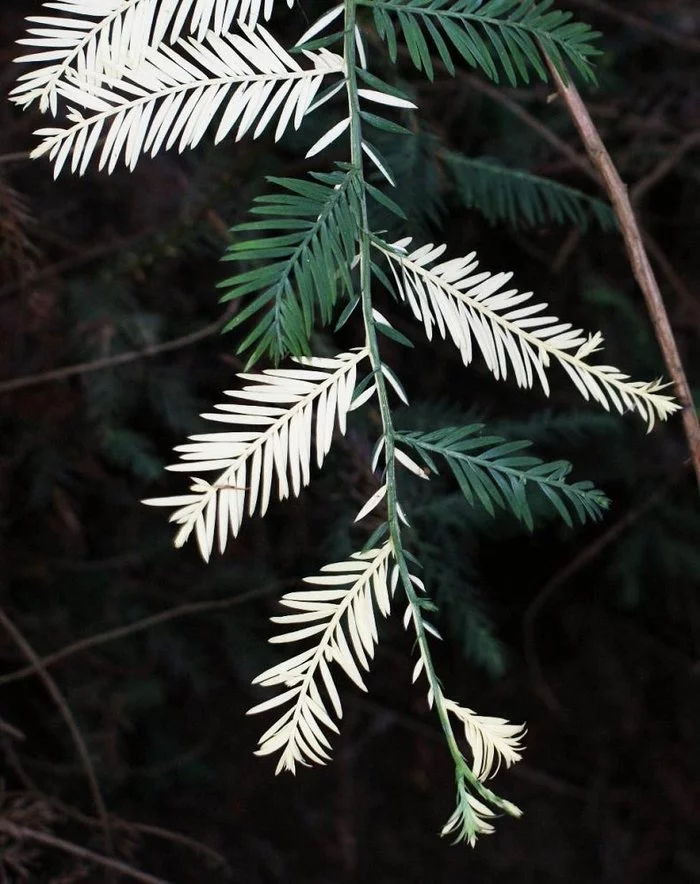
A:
399 433 600 500
271 173 356 351
22 0 140 106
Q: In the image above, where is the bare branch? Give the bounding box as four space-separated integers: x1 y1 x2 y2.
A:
0 583 289 687
1 744 230 874
0 606 113 857
463 73 595 181
631 130 700 204
0 819 170 884
545 59 700 489
0 305 236 395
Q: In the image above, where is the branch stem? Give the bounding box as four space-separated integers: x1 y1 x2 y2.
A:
0 583 287 687
0 606 113 858
344 2 514 823
0 820 168 884
344 0 453 760
545 59 700 490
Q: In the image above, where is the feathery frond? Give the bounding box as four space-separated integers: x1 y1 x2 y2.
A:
444 699 525 780
445 154 615 230
143 349 367 561
249 542 395 772
402 587 524 844
220 170 363 363
368 129 614 236
10 0 292 115
443 581 506 676
491 408 623 448
26 25 343 176
397 425 609 529
377 238 680 430
442 779 503 846
362 0 600 85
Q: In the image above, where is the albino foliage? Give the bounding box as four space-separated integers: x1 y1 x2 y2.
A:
444 700 526 781
143 350 367 561
10 0 292 115
248 543 396 772
353 483 388 522
441 781 519 847
23 25 343 177
379 238 680 430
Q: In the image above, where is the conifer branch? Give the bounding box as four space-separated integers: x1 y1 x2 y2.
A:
361 0 600 85
24 26 343 176
219 170 363 363
10 0 682 852
397 425 609 528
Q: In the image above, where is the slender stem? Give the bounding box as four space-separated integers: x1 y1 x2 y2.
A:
342 0 479 792
401 578 464 767
0 605 114 858
0 304 237 395
343 1 395 524
0 820 168 884
0 582 290 687
544 58 700 491
345 2 521 827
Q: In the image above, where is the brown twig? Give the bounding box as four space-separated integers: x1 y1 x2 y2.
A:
0 304 236 395
0 230 156 302
0 606 114 857
463 61 700 340
545 59 700 489
0 582 289 687
0 717 24 741
121 821 229 873
523 459 690 711
2 743 230 874
460 63 700 334
565 0 700 54
0 819 170 884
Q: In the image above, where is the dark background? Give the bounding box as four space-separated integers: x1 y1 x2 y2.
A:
0 1 699 881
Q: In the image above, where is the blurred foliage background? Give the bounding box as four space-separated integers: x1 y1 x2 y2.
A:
0 0 699 881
